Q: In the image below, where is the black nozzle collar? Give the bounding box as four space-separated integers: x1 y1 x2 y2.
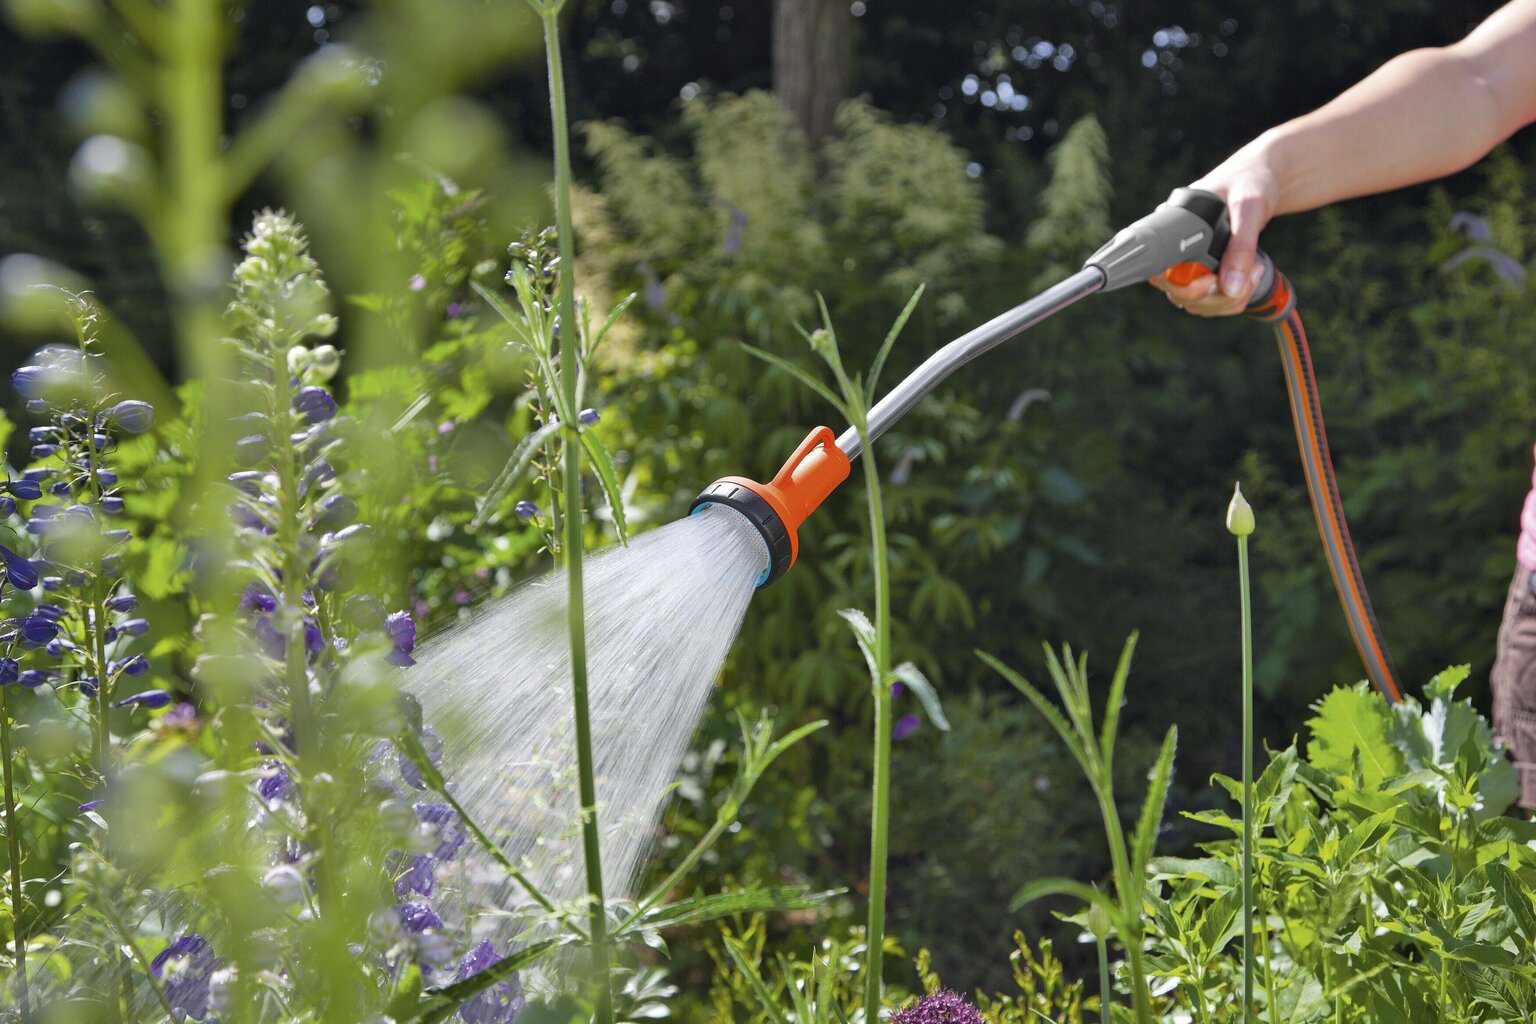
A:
689 480 792 586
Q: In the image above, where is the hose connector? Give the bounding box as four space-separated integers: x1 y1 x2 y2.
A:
689 426 851 586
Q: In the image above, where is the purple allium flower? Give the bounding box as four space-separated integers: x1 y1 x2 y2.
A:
0 546 39 590
104 399 155 434
514 500 538 520
0 660 16 685
892 990 985 1024
578 407 600 426
893 714 921 741
115 689 171 709
150 934 217 1022
293 386 337 424
457 941 528 1024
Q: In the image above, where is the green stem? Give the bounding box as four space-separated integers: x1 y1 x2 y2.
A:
1239 535 1254 1024
538 9 612 1020
1097 935 1110 1024
1 686 30 1023
862 442 893 1023
98 898 181 1024
1256 863 1281 1023
1090 777 1152 1024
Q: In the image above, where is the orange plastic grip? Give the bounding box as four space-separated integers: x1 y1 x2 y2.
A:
1165 261 1213 287
714 426 851 570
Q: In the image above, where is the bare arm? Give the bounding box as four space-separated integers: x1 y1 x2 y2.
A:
1157 0 1536 314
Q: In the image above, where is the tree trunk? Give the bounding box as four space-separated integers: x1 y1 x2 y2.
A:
772 0 852 148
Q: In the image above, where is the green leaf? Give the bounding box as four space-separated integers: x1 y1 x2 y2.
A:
1131 725 1177 878
1099 632 1138 769
978 650 1097 784
1148 857 1238 888
634 886 838 932
578 424 629 544
721 937 791 1024
1305 684 1405 787
586 291 637 365
741 343 848 420
837 608 880 683
471 419 563 529
1195 885 1245 959
866 284 925 403
1010 876 1122 923
892 662 949 731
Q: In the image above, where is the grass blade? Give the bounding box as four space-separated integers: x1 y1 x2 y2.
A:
742 343 849 420
1099 632 1139 769
867 284 925 404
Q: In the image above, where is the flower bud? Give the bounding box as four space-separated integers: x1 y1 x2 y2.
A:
1225 483 1255 538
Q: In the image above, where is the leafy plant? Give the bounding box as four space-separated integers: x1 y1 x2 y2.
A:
1148 670 1535 1022
981 635 1176 1024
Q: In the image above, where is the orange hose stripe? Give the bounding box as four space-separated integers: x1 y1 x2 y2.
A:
1273 311 1403 702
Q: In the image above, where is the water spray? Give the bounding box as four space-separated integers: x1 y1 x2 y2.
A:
693 187 1403 702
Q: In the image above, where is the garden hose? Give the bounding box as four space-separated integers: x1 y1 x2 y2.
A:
692 188 1404 703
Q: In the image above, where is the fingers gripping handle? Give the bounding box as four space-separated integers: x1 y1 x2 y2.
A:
1085 187 1291 317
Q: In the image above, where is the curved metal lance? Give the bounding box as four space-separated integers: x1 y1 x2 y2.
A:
692 187 1404 703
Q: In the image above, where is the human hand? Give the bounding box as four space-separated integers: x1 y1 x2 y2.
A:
1150 156 1281 316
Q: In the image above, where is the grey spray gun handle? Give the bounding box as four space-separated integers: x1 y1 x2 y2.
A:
1083 187 1279 308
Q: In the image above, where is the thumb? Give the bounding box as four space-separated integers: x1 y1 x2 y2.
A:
1220 193 1268 299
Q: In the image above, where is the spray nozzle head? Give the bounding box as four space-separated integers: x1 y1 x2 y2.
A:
689 426 851 586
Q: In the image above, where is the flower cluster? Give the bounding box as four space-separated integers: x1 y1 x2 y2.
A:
192 212 520 1020
892 990 986 1024
1 308 162 779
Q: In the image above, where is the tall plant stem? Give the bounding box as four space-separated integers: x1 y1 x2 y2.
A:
858 429 893 1023
1239 534 1254 1024
268 342 357 1020
1096 935 1111 1024
1 686 30 1023
538 7 612 1019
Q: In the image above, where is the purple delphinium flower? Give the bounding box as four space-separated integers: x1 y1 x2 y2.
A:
104 400 155 434
578 407 600 426
396 900 442 933
150 934 217 1022
414 802 467 861
392 853 436 898
893 714 921 741
385 610 416 667
457 940 528 1024
513 500 538 520
0 659 17 685
115 689 171 709
0 546 39 590
892 990 985 1024
292 386 337 424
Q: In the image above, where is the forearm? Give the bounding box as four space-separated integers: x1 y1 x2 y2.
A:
1259 48 1502 214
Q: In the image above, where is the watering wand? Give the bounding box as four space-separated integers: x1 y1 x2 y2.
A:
692 187 1403 703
